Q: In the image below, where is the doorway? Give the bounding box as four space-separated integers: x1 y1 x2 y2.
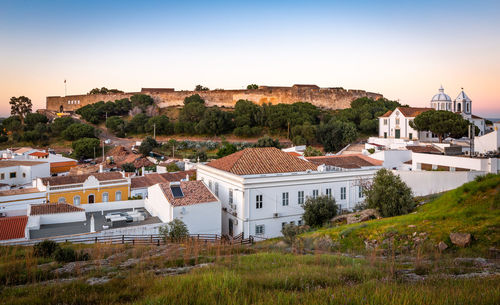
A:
88 194 95 204
59 105 64 113
228 219 234 237
395 129 401 139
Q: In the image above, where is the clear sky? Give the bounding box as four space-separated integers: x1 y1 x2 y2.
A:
1 0 499 117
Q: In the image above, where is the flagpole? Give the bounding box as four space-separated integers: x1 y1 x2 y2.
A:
64 79 67 97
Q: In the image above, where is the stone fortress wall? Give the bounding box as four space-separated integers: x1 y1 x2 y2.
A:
46 84 383 112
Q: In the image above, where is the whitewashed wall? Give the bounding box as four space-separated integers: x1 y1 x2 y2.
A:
144 184 172 222
393 170 484 196
38 212 86 225
81 199 144 212
474 124 500 153
173 201 221 235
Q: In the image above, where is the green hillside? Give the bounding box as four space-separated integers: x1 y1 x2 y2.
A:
307 173 500 255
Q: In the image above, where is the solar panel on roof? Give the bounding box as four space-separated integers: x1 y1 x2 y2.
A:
171 186 184 198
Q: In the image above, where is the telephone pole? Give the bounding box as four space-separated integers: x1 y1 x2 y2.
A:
153 123 156 140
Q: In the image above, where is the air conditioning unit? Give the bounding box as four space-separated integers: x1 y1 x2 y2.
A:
0 212 6 218
273 213 279 218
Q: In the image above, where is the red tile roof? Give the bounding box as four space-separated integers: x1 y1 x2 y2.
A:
130 170 195 189
159 180 218 206
286 151 302 157
41 172 125 186
30 203 84 215
0 187 41 197
0 216 28 240
29 151 49 157
206 147 318 175
380 107 433 118
306 154 383 169
0 160 47 168
406 145 441 154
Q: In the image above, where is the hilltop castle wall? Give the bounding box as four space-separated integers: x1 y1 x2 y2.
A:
46 85 383 112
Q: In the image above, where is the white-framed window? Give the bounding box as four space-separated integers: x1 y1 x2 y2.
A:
312 189 319 199
325 188 332 198
208 181 212 190
256 194 263 209
340 187 346 200
282 192 289 206
116 191 122 201
255 224 264 235
73 196 81 205
395 118 400 125
229 189 233 204
102 192 109 202
383 119 387 125
298 191 304 205
58 197 66 203
358 186 363 198
214 182 219 196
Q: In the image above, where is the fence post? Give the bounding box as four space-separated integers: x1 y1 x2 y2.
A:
95 236 98 244
157 239 160 246
132 239 135 245
150 235 153 243
122 235 124 244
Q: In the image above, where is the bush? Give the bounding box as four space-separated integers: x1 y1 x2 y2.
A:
0 135 8 143
255 135 281 148
364 168 415 217
159 219 189 242
121 162 136 172
303 146 322 157
166 163 181 172
301 195 338 227
281 223 305 245
33 240 60 258
54 247 76 263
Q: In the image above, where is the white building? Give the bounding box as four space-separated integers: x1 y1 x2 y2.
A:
130 171 194 199
0 160 50 187
379 86 486 141
145 180 221 235
197 148 381 239
0 188 47 217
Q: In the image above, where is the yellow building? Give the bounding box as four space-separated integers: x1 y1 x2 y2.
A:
36 172 130 205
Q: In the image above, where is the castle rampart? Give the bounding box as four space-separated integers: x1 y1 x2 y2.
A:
46 84 383 112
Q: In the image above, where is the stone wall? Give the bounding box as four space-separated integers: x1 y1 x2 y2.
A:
46 85 383 112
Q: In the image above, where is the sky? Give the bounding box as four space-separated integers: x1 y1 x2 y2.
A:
1 0 499 117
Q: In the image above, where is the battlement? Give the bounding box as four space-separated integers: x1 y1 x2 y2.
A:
46 85 383 112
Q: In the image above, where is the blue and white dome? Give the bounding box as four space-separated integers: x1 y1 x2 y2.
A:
431 86 452 102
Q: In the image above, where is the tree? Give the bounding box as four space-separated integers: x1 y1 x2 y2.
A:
195 108 234 135
217 142 237 158
1 116 22 133
255 135 281 148
145 115 174 136
409 110 470 142
317 120 358 152
62 123 97 140
121 163 136 172
127 113 149 134
281 223 305 245
88 87 123 94
51 117 74 136
159 219 189 242
139 136 158 156
303 146 322 157
166 163 181 172
9 96 32 125
180 95 206 124
194 85 209 91
106 116 126 137
130 94 154 111
24 113 48 130
234 99 262 127
246 84 258 90
72 138 100 159
301 195 338 227
364 168 414 217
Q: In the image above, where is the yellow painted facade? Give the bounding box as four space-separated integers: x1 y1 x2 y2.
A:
48 185 129 205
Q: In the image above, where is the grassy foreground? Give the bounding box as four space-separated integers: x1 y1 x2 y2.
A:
1 252 498 305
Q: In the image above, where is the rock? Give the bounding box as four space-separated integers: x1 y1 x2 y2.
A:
438 241 448 252
450 232 472 247
331 209 381 225
86 277 110 285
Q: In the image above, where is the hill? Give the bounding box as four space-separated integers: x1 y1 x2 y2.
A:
305 173 500 256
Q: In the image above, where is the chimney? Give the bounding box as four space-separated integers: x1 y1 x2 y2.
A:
99 164 103 173
186 174 189 181
142 166 145 176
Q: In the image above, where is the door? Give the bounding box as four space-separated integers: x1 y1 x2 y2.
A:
228 219 234 237
395 129 400 139
88 194 95 204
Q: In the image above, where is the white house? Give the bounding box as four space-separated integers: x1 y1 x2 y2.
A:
0 188 47 217
145 180 221 235
379 86 486 141
196 148 381 239
0 160 50 187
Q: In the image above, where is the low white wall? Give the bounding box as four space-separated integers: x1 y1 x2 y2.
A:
39 211 86 225
393 170 485 196
81 199 144 212
173 201 221 235
371 150 412 169
474 125 500 153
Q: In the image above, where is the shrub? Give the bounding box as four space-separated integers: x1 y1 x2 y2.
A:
364 168 415 217
166 163 181 172
0 135 8 143
159 219 189 242
367 148 375 154
54 247 76 263
121 162 136 172
301 195 338 227
281 223 305 245
303 146 322 157
33 240 60 258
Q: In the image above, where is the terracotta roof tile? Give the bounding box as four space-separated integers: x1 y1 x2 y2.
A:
29 152 49 157
380 110 393 117
131 171 195 189
0 187 41 196
306 154 382 169
0 160 47 168
41 172 125 186
206 147 318 175
159 180 218 206
397 107 434 117
406 145 442 154
0 216 28 240
30 203 84 215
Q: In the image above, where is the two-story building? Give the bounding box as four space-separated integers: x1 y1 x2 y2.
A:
0 160 50 187
196 147 381 239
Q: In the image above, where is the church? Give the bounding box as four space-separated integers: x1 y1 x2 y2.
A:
378 87 486 141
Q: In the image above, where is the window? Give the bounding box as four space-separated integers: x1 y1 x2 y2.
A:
88 194 95 204
9 172 16 179
58 197 66 203
312 189 319 199
255 225 264 235
384 132 387 139
395 118 400 125
383 119 387 125
358 186 363 198
256 195 263 209
298 219 303 226
208 181 212 190
0 173 4 180
229 189 233 204
214 182 219 196
298 191 304 204
115 191 122 201
282 192 289 206
325 188 332 198
341 187 346 200
73 196 81 205
22 173 26 178
409 133 413 140
102 192 109 202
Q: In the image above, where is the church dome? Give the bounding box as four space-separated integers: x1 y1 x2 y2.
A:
431 86 452 102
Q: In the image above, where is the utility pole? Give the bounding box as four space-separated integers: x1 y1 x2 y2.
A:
94 146 96 160
153 123 156 140
102 140 105 164
64 79 67 97
105 112 108 123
